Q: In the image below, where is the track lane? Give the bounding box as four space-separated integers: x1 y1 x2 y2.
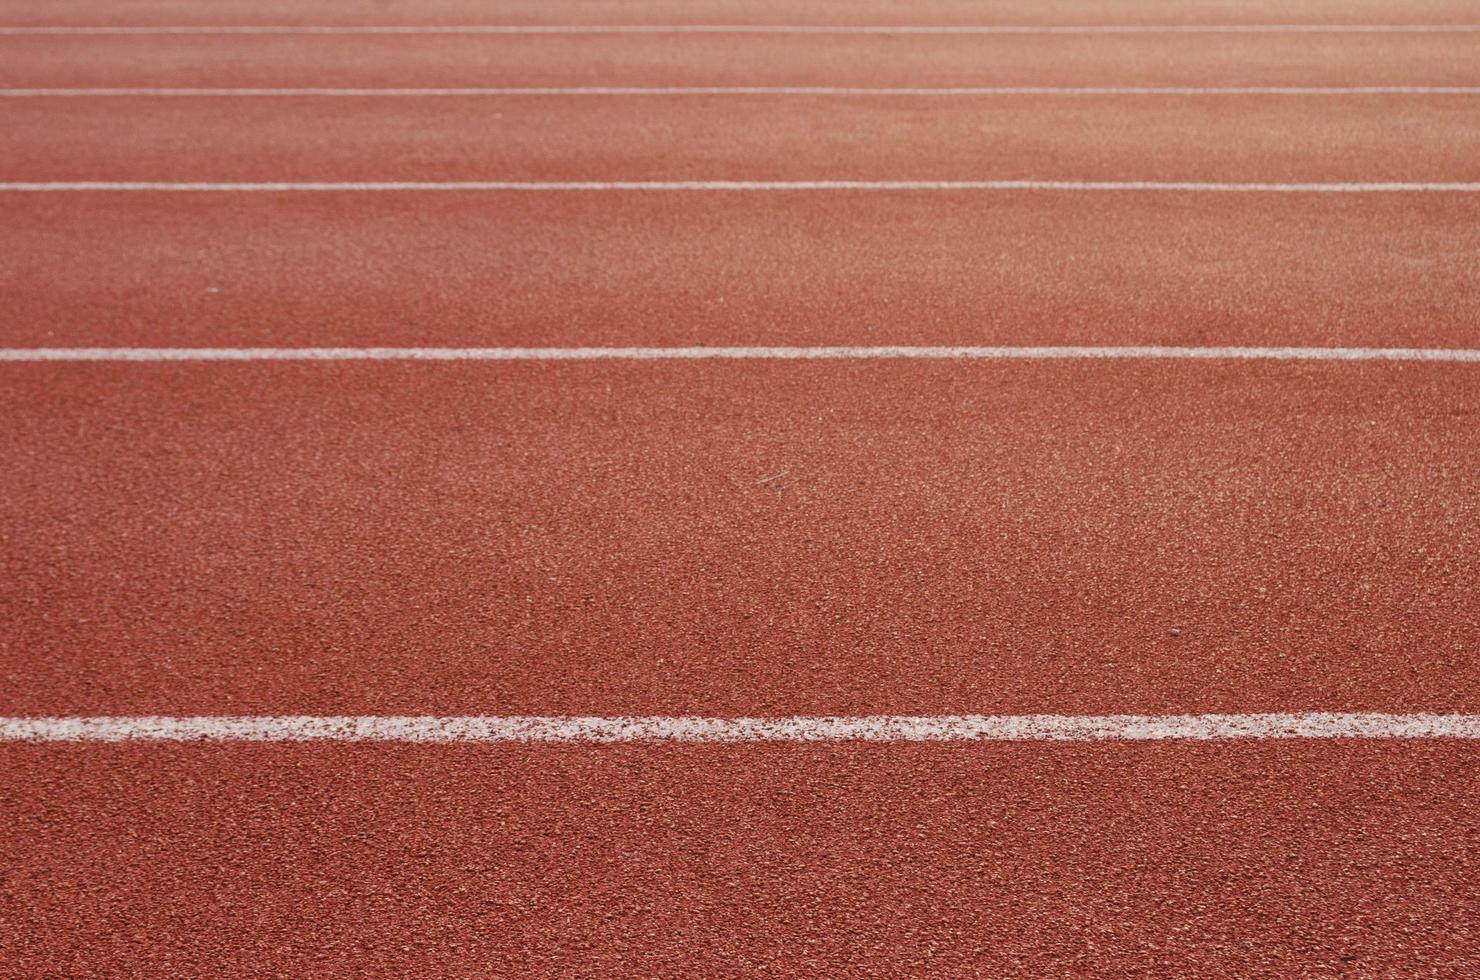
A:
6 33 1479 89
2 741 1476 975
3 361 1477 717
6 96 1480 183
7 0 1480 29
5 192 1478 350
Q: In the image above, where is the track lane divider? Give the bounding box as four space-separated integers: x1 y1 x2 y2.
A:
3 714 1478 742
8 181 1480 193
6 25 1480 36
4 347 1480 362
7 87 1480 97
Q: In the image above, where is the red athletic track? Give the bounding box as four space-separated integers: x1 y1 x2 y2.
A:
7 96 1480 183
5 0 1479 29
5 192 1480 350
4 0 1480 974
2 742 1477 975
4 362 1477 717
5 34 1479 89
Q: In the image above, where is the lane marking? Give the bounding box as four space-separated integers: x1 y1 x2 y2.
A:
6 182 1480 193
4 347 1480 363
4 25 1480 35
5 87 1480 97
3 713 1478 742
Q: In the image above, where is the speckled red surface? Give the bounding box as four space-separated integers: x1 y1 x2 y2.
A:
3 361 1477 717
6 192 1480 350
4 0 1480 973
8 32 1480 90
8 95 1480 183
8 0 1480 29
7 30 1480 90
3 742 1478 976
5 0 1477 28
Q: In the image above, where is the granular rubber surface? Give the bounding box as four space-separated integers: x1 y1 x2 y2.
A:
2 0 1478 974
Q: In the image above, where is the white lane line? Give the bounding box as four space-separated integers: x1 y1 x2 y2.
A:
4 347 1480 362
3 713 1477 742
4 25 1480 35
6 87 1480 96
6 182 1480 193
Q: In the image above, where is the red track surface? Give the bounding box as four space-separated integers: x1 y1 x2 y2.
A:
8 96 1480 183
6 192 1480 349
3 0 1479 974
4 362 1478 717
6 34 1479 89
5 0 1478 29
3 742 1478 975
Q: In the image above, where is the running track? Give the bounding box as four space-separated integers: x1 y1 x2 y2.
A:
2 0 1479 975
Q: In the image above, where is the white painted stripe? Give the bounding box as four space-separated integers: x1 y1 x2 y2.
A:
5 87 1480 97
6 181 1480 193
2 713 1477 742
4 24 1480 35
4 347 1480 363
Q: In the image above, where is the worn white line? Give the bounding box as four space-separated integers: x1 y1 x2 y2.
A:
4 347 1480 363
2 713 1477 742
6 181 1480 193
5 86 1480 97
4 24 1480 35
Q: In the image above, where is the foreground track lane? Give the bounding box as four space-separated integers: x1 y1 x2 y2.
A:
6 0 1480 29
2 361 1477 717
6 95 1480 182
1 741 1477 974
5 192 1479 350
6 34 1480 89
